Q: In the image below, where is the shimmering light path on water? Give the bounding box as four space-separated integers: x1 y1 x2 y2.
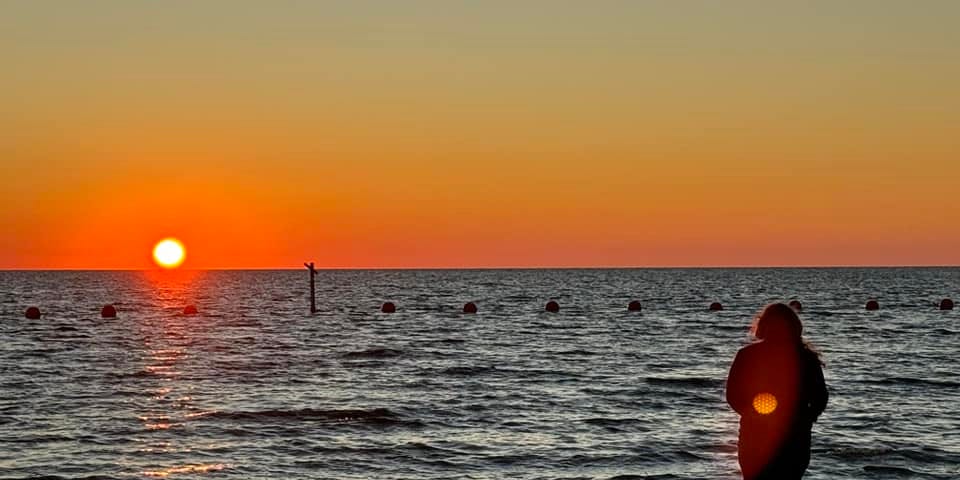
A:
1 269 958 479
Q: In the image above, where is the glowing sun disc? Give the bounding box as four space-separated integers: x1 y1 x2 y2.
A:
753 392 778 415
153 239 186 268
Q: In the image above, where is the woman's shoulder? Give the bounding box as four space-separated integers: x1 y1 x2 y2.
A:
735 341 767 360
801 344 825 367
739 340 776 353
737 340 814 361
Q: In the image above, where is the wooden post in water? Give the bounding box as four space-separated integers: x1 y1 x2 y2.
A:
304 262 317 313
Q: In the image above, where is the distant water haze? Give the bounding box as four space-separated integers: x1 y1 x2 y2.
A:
1 268 957 478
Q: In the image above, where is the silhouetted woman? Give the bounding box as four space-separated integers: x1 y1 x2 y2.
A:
726 303 828 480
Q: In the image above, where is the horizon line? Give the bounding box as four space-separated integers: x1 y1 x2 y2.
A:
2 264 959 272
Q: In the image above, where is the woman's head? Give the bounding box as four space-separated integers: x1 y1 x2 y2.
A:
752 303 803 343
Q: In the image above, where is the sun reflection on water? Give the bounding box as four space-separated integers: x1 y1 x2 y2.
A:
142 463 227 477
131 270 227 476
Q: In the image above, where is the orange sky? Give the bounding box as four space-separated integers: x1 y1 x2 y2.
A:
2 2 958 269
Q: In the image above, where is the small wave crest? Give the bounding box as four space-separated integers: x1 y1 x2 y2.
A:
441 365 496 376
608 475 681 480
826 446 954 465
862 377 960 389
583 417 650 433
557 349 597 356
584 417 644 427
195 407 417 427
644 376 723 389
342 348 403 359
862 465 927 478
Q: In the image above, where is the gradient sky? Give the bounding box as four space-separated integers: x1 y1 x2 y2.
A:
2 1 958 269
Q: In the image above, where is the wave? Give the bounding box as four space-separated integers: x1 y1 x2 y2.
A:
862 377 960 389
530 322 585 330
196 407 418 427
583 417 644 427
714 324 747 331
442 365 496 376
342 348 403 359
862 465 923 476
420 338 466 345
4 476 121 480
583 417 649 433
608 476 681 480
644 376 723 389
825 446 952 464
5 434 77 444
110 367 182 379
557 349 597 356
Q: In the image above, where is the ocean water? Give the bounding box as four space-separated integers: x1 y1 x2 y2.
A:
1 268 958 479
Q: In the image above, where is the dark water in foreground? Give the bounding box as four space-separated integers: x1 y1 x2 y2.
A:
1 268 958 479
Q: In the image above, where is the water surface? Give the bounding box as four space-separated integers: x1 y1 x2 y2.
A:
1 268 958 479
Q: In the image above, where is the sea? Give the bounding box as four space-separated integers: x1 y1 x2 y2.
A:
1 268 958 479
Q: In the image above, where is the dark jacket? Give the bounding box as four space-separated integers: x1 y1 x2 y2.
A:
726 340 827 479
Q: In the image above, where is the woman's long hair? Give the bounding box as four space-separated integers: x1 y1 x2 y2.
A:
751 303 823 364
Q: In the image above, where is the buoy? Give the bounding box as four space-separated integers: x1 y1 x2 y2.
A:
25 306 41 319
101 304 117 318
628 300 642 312
183 305 198 315
381 302 396 313
788 300 802 312
545 300 560 313
709 302 723 311
463 302 478 314
865 300 880 311
940 299 954 311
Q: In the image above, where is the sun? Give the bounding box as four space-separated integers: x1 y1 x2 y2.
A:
153 238 186 269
